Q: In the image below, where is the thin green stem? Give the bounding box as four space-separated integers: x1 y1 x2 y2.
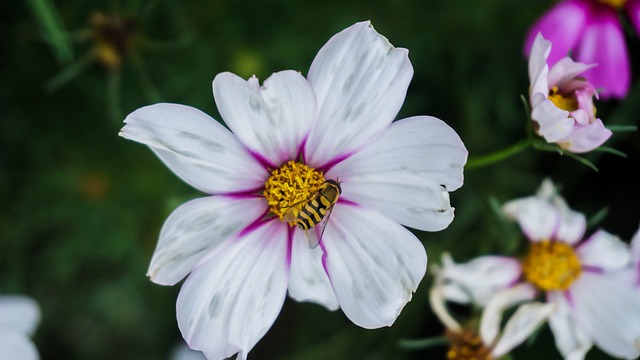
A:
398 336 449 350
466 139 531 169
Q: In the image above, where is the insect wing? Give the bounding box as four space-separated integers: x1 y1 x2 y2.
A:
305 226 321 249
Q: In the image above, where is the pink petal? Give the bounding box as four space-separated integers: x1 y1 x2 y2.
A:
524 0 589 66
626 0 640 37
576 7 630 99
547 57 596 90
560 119 612 153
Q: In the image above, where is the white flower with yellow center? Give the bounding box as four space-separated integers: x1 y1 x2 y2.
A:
435 180 640 360
120 21 467 360
431 257 554 360
0 295 40 360
503 180 640 360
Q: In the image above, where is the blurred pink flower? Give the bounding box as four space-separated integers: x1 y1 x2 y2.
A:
524 0 639 99
528 33 611 153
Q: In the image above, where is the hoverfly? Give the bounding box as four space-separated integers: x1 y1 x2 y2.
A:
283 179 341 248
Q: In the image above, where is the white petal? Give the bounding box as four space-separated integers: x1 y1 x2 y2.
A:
321 204 427 329
492 302 555 357
327 116 467 231
213 71 316 166
561 119 612 154
305 21 413 166
503 197 561 241
503 191 585 244
0 330 39 360
429 284 461 333
176 220 289 360
576 230 632 271
547 291 593 360
531 98 574 143
0 296 40 335
571 272 640 359
548 57 596 89
528 33 551 102
438 254 522 306
121 103 267 194
631 226 640 262
171 343 207 360
480 283 537 346
288 227 339 310
148 196 268 285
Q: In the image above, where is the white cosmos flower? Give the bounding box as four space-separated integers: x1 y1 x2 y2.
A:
0 295 41 360
431 263 554 359
120 21 467 360
501 179 640 360
435 180 640 360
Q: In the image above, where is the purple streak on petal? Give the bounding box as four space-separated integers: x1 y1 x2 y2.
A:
297 135 309 164
582 265 604 274
626 0 640 36
219 189 265 198
524 0 589 66
318 237 332 283
249 149 278 170
314 152 355 173
336 198 360 207
576 5 630 99
563 289 575 308
286 226 294 269
237 212 275 238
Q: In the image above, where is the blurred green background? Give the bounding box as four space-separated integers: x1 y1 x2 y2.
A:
1 0 638 359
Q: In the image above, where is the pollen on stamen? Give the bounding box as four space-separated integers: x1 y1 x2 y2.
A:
597 0 627 8
548 86 579 112
521 240 582 291
263 161 325 222
445 329 493 360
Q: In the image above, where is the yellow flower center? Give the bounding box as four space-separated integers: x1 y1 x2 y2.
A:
521 240 582 291
597 0 627 8
263 161 325 222
446 330 493 360
548 86 579 112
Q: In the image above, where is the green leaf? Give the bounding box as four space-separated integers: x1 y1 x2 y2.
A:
26 0 73 63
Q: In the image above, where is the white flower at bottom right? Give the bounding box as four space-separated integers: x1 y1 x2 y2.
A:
501 179 640 360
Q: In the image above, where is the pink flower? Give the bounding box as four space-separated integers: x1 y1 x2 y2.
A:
528 33 611 153
524 0 639 99
120 21 467 360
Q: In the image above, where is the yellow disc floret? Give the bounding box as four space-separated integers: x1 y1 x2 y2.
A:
445 329 493 360
597 0 627 8
548 86 579 112
263 161 325 221
521 240 582 291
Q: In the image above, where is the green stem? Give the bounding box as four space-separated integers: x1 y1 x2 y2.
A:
466 139 531 169
398 336 449 350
